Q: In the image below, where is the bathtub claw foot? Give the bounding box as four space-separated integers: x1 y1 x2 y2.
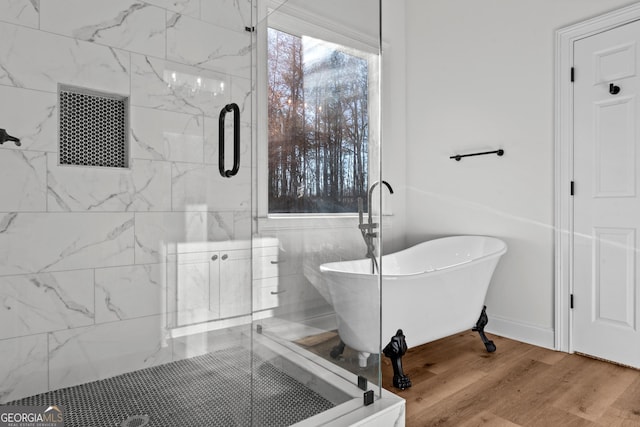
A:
383 329 412 390
330 340 346 359
473 305 496 353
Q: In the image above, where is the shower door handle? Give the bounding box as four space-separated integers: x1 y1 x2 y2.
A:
218 103 240 178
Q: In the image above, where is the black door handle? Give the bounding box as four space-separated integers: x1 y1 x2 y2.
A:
609 83 621 95
218 103 240 178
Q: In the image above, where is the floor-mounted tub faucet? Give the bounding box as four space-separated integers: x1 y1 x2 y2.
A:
358 180 394 273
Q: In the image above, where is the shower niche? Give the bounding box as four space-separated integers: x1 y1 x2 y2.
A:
58 84 129 168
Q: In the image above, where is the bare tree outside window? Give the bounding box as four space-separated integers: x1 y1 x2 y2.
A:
268 28 369 214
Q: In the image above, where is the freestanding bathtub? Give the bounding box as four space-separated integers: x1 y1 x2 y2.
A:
319 235 507 386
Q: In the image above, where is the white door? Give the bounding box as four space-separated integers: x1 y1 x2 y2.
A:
573 19 640 368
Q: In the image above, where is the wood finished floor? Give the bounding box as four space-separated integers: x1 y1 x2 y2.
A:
381 331 640 426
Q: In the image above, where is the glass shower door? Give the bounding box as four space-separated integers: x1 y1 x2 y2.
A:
162 0 257 425
250 0 386 424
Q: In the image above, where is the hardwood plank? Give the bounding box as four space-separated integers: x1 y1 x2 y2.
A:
597 406 640 427
490 355 600 425
550 355 638 421
597 374 640 426
294 330 338 347
401 368 488 413
457 410 520 427
517 406 599 427
406 355 551 425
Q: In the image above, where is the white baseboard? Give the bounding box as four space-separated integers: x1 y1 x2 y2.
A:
485 314 555 350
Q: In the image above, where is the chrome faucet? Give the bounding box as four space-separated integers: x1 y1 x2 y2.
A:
358 181 394 272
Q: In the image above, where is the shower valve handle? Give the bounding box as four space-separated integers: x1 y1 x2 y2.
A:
0 128 21 146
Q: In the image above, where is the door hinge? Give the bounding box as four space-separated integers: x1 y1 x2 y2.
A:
245 26 255 32
570 294 574 309
570 67 575 82
363 390 374 406
570 181 574 196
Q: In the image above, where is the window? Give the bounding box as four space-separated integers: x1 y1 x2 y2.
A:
267 28 372 214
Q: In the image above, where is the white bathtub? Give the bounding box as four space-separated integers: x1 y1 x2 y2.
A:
319 236 507 365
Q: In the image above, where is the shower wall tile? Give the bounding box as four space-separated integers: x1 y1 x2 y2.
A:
166 13 251 77
230 75 252 117
0 334 48 404
233 209 252 241
0 86 57 152
0 212 134 276
95 263 165 323
0 149 47 212
47 156 172 212
173 325 250 360
145 0 199 18
130 106 204 163
200 0 252 32
0 270 94 340
0 0 40 29
209 211 237 242
171 162 251 211
0 0 258 399
130 54 229 117
134 212 234 263
48 315 172 390
39 0 166 58
0 22 130 95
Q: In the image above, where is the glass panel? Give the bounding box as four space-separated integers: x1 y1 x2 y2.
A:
253 0 384 423
0 0 256 425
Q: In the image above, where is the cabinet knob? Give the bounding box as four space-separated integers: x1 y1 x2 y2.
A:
221 254 228 260
211 255 218 261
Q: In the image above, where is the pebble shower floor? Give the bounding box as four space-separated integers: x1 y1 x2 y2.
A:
7 347 335 426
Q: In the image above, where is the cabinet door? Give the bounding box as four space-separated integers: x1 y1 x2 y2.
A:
219 249 251 318
169 251 219 326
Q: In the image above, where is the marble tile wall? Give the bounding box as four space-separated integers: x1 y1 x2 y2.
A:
0 0 254 403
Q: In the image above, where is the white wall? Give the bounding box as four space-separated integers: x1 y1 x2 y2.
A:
278 0 380 39
382 0 408 255
404 0 636 347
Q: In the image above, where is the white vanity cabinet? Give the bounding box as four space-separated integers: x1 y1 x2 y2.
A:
168 242 251 327
167 239 278 327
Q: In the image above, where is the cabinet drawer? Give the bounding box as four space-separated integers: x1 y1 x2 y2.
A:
253 278 283 311
253 255 279 279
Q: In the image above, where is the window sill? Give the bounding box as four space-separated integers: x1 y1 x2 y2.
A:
257 213 394 232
